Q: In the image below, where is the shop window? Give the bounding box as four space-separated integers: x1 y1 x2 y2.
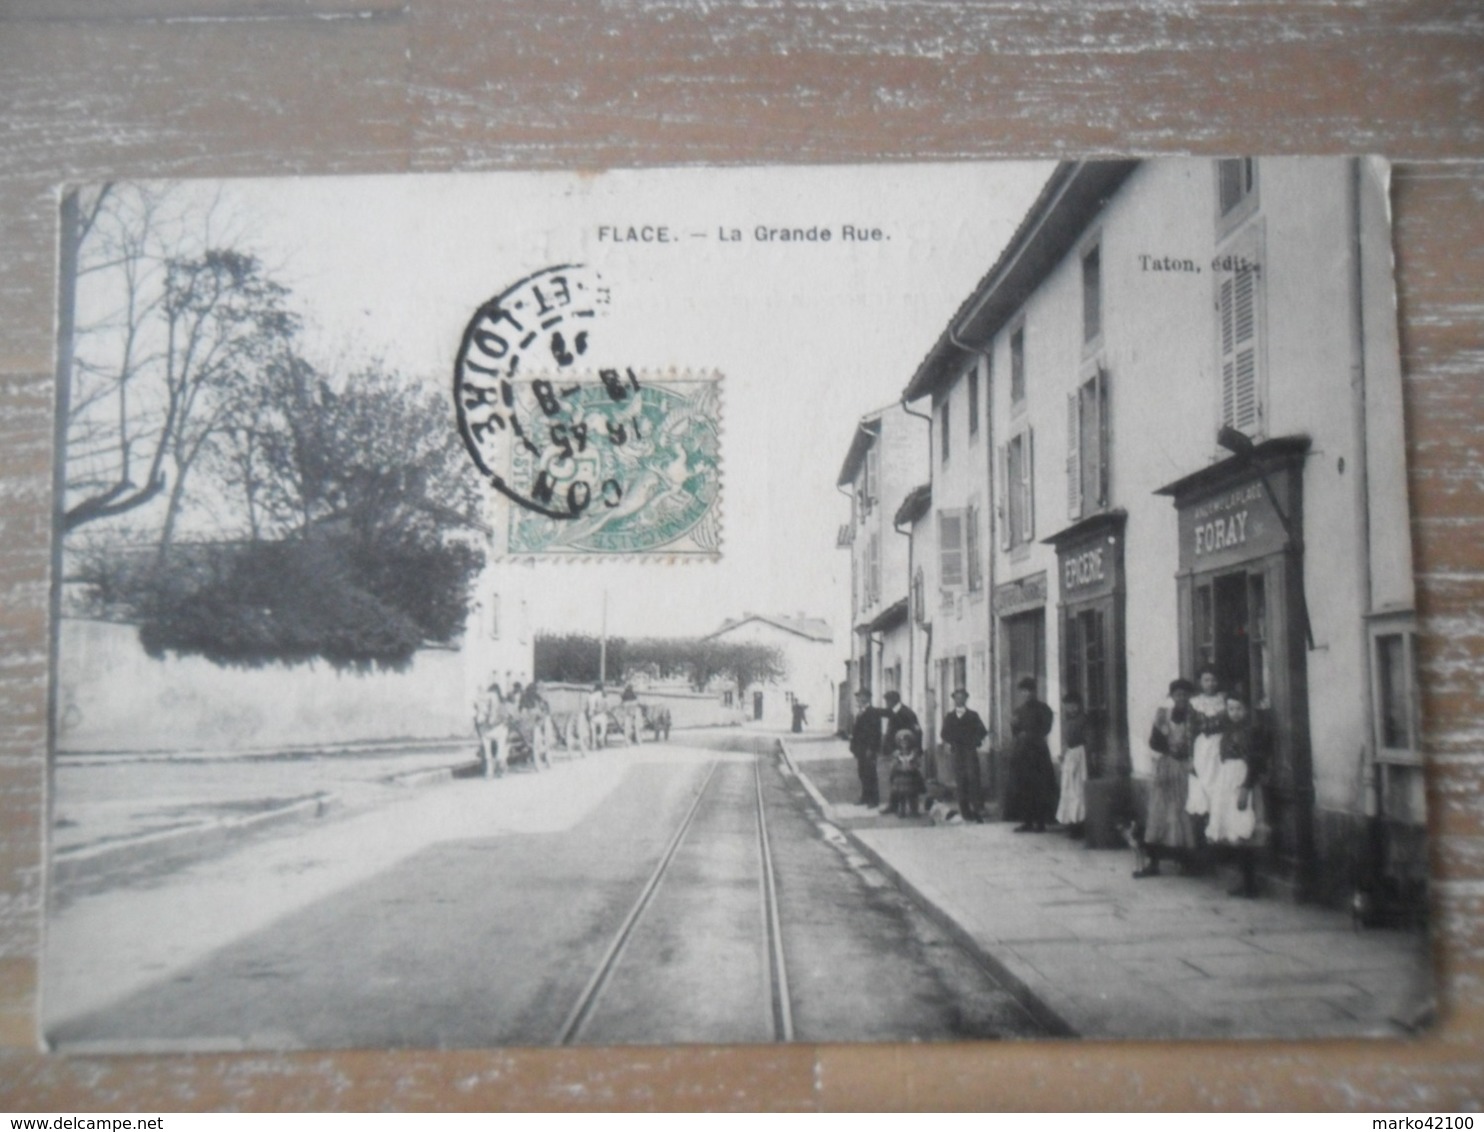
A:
939 510 965 589
1372 620 1420 764
1010 323 1026 406
1067 365 1110 519
999 428 1035 550
1082 242 1102 346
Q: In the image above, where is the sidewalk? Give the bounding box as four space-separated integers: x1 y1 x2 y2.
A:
782 733 1434 1041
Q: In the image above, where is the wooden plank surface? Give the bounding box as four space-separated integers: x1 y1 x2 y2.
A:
2 0 1481 1111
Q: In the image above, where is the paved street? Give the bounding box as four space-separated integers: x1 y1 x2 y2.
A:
44 736 1045 1051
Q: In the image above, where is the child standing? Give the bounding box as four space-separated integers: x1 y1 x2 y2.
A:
888 728 926 817
1208 694 1267 897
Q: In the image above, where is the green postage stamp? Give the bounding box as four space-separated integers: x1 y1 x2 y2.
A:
498 370 722 557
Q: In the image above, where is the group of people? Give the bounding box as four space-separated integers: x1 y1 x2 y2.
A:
848 681 1071 828
846 667 1267 899
474 679 654 777
1139 665 1267 898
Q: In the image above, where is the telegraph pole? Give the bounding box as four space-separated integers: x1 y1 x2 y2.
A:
598 588 608 687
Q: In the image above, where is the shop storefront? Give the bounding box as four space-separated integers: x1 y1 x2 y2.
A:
1046 510 1130 847
1158 437 1315 891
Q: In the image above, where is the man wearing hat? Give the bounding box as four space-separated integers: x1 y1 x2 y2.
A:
847 688 884 808
941 687 990 823
880 690 921 814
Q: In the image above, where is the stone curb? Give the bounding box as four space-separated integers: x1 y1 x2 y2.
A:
776 738 1077 1039
52 793 342 886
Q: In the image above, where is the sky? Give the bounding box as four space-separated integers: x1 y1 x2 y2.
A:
80 162 1055 644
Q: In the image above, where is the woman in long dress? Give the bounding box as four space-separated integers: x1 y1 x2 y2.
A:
1009 676 1058 833
1056 691 1088 839
1136 678 1197 878
1183 666 1227 815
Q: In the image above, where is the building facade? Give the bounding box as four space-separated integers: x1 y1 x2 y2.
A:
900 157 1420 901
706 613 839 729
836 403 930 716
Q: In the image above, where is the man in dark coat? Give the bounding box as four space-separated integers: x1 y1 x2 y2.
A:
879 691 921 814
941 686 990 823
1008 675 1058 832
847 688 883 807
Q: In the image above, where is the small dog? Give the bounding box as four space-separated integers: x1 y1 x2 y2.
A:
1117 820 1148 874
924 797 962 826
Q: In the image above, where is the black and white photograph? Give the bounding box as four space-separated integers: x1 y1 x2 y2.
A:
44 157 1432 1052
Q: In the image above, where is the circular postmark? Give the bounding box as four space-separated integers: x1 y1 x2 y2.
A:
454 264 611 518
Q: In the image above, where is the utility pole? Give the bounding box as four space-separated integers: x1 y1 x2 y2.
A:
599 588 608 687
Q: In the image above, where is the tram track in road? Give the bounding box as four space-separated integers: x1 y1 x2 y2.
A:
555 753 794 1046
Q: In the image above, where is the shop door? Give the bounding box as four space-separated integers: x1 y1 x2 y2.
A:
1194 569 1270 708
1063 604 1109 774
1000 608 1046 739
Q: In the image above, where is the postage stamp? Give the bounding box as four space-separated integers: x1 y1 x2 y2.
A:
499 369 722 556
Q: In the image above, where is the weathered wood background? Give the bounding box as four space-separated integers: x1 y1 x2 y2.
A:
1 0 1481 1111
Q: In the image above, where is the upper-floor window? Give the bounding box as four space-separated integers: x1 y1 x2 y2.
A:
859 441 879 520
998 427 1035 551
489 594 502 640
968 362 980 439
912 566 926 624
866 531 881 605
1067 365 1110 519
1217 158 1260 235
1082 243 1102 346
1010 324 1026 405
940 400 951 464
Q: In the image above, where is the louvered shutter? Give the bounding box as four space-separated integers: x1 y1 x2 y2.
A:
1067 390 1082 520
940 512 964 589
1219 246 1260 432
1096 366 1111 508
1020 427 1035 542
996 444 1010 550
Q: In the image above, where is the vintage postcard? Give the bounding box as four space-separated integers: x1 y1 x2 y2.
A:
44 159 1432 1051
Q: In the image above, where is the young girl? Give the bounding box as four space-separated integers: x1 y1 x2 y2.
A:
1207 694 1267 897
888 728 926 817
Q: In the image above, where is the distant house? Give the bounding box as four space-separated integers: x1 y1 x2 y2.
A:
706 613 839 729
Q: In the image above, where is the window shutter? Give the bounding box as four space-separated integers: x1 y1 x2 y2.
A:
939 511 964 589
1219 247 1260 432
868 533 880 603
996 444 1010 550
1067 389 1082 520
1020 427 1035 542
1096 365 1111 508
966 504 982 591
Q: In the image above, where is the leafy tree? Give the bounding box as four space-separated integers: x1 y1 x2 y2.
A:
534 633 786 694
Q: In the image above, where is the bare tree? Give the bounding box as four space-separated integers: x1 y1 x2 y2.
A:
62 183 296 547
